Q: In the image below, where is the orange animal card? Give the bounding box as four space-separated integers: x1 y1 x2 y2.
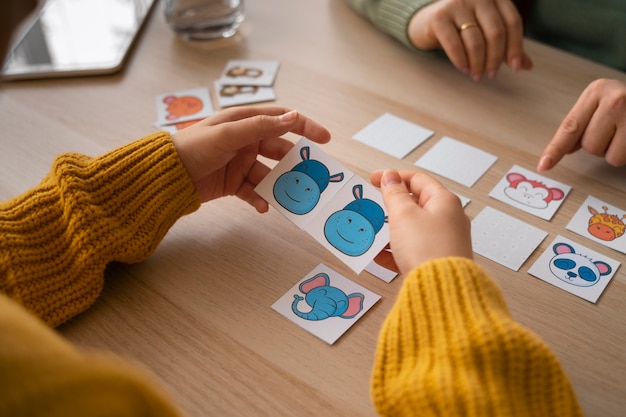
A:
155 87 214 126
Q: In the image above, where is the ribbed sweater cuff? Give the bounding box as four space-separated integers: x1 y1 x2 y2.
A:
371 257 582 417
0 132 201 326
349 0 435 48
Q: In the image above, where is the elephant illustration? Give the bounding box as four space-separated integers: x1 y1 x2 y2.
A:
292 273 364 321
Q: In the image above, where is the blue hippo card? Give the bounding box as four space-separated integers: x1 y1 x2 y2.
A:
255 137 389 274
255 137 352 229
271 263 381 344
304 176 389 274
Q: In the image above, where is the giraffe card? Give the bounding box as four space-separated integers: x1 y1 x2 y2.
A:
566 195 626 254
488 165 571 220
528 235 620 303
271 263 381 344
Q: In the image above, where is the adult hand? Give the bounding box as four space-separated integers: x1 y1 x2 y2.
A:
172 106 331 212
371 169 472 275
408 0 532 81
538 78 626 172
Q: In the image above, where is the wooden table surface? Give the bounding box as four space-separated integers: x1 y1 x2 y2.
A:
1 1 625 416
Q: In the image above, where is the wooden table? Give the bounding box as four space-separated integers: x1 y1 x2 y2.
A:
1 1 625 416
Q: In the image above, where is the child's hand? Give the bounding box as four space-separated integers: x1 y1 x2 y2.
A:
371 169 472 275
172 106 330 211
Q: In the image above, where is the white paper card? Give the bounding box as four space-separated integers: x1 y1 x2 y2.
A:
255 137 389 274
414 136 497 187
471 206 548 271
272 263 381 344
214 81 276 108
154 87 214 126
304 175 390 274
353 113 434 159
218 59 280 86
488 165 571 220
527 235 620 303
566 195 626 254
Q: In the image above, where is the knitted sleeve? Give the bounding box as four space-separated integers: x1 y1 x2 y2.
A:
371 257 583 417
0 132 201 327
346 0 435 48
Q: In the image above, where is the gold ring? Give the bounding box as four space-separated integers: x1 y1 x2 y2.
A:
459 21 479 32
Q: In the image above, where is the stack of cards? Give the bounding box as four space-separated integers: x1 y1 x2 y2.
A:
214 60 279 108
153 59 280 133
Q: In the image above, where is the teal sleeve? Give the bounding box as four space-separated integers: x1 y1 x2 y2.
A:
346 0 436 48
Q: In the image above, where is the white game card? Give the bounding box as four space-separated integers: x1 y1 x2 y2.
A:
566 195 626 255
489 165 571 220
214 81 276 108
471 206 548 271
271 263 381 344
364 259 398 283
155 87 214 126
528 235 620 303
304 176 389 274
454 192 471 208
218 59 280 86
414 136 498 187
255 137 389 274
255 137 352 228
352 113 434 159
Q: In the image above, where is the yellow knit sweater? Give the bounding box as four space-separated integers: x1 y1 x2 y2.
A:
0 133 582 416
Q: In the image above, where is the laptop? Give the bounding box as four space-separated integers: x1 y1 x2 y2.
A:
1 0 157 81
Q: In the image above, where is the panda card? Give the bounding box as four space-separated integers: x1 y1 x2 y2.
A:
527 235 620 303
566 195 626 255
488 165 571 221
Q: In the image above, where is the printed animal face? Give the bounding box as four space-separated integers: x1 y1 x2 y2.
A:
272 146 344 215
587 205 625 241
273 171 321 215
549 243 612 287
324 210 376 256
163 95 203 120
504 173 565 209
323 184 386 257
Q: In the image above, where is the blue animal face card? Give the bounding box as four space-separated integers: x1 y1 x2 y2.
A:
528 235 620 303
488 165 571 221
471 206 548 271
304 176 389 274
255 137 352 228
271 263 381 344
566 195 626 255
